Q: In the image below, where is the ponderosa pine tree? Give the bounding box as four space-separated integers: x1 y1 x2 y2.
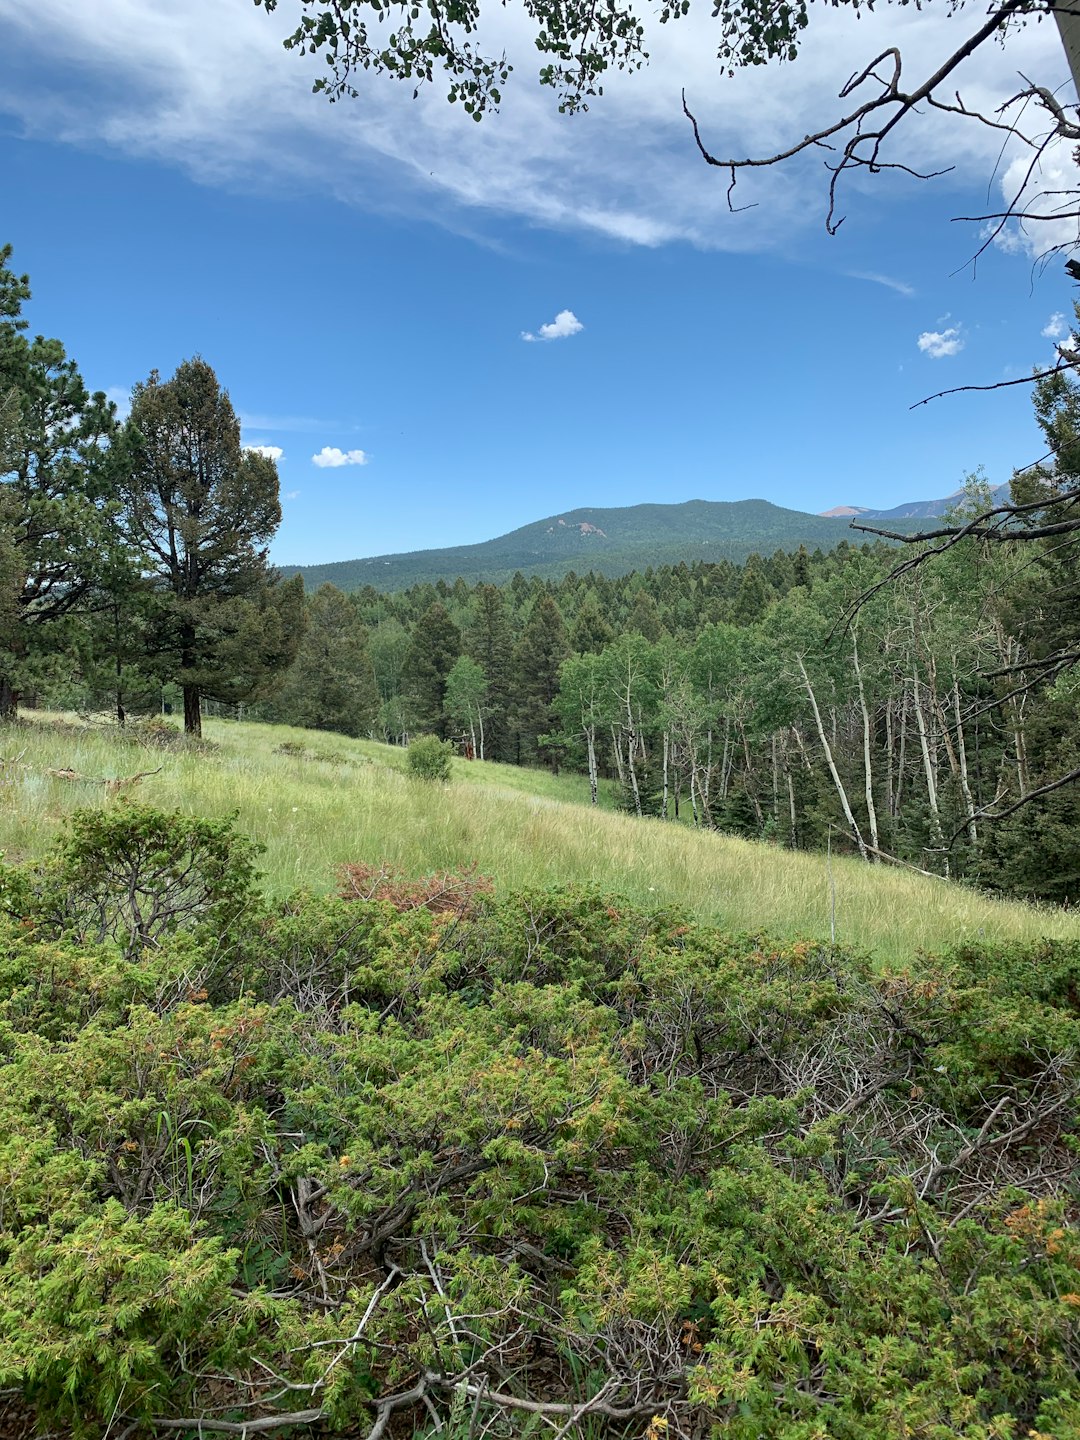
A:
124 358 302 736
0 245 124 716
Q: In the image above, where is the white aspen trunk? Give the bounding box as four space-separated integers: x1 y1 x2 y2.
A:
952 680 978 847
662 730 670 820
912 670 947 872
791 725 813 772
770 732 780 828
706 725 715 809
469 717 477 757
851 626 880 858
586 726 598 806
718 718 730 802
688 770 700 827
1054 8 1080 96
477 709 485 761
787 768 798 850
885 699 895 824
738 718 764 827
895 688 908 818
796 655 868 861
610 726 625 786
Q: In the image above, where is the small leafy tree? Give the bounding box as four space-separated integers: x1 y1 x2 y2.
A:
444 653 489 757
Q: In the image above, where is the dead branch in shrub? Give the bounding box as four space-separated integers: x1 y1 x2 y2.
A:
338 861 494 917
42 764 162 792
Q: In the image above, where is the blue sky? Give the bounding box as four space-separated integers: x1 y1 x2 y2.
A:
1 0 1077 565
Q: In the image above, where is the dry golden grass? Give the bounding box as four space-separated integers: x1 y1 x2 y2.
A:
0 712 1076 964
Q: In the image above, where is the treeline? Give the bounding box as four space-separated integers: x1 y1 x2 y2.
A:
259 476 1079 903
0 245 302 735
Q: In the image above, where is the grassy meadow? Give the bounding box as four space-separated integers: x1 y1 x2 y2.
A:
1 711 1077 965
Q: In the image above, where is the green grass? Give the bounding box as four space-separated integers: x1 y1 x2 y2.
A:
2 712 1077 965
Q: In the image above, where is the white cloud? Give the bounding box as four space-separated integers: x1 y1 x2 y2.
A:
0 0 1070 253
1043 312 1067 339
990 140 1080 261
917 327 964 358
284 489 301 500
848 271 915 297
244 443 283 461
522 309 584 342
312 446 369 468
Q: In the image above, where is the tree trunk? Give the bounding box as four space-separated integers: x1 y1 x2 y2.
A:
787 766 798 850
851 626 880 858
610 725 625 786
661 729 670 819
586 726 598 806
796 655 868 861
911 670 946 872
626 729 642 817
953 680 978 848
183 683 202 738
738 718 764 828
477 708 485 761
0 675 17 720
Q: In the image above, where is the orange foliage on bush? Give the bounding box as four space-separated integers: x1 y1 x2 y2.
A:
337 862 493 918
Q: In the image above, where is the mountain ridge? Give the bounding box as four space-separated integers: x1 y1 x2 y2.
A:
282 497 916 594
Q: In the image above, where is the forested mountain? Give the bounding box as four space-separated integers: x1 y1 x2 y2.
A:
285 498 918 592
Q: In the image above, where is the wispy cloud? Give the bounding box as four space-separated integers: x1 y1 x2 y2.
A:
284 489 301 500
0 0 1068 252
244 443 283 461
312 446 369 468
1043 311 1067 339
238 410 345 433
848 271 915 297
917 326 964 358
522 309 584 342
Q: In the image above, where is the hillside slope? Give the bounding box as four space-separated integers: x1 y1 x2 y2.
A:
4 714 1076 965
283 498 909 593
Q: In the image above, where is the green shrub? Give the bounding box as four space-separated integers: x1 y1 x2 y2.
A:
406 733 453 783
2 807 1080 1439
0 803 263 957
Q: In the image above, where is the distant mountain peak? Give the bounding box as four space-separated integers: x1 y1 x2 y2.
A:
818 505 870 518
283 497 919 596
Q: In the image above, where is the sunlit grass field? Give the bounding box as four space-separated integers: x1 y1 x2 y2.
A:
1 712 1077 965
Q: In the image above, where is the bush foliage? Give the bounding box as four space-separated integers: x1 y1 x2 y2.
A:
407 732 455 782
0 806 1078 1438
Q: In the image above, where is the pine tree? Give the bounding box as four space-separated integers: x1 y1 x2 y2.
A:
273 584 378 736
512 592 569 765
466 584 514 761
402 600 462 737
569 588 614 654
124 358 301 736
0 245 125 715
